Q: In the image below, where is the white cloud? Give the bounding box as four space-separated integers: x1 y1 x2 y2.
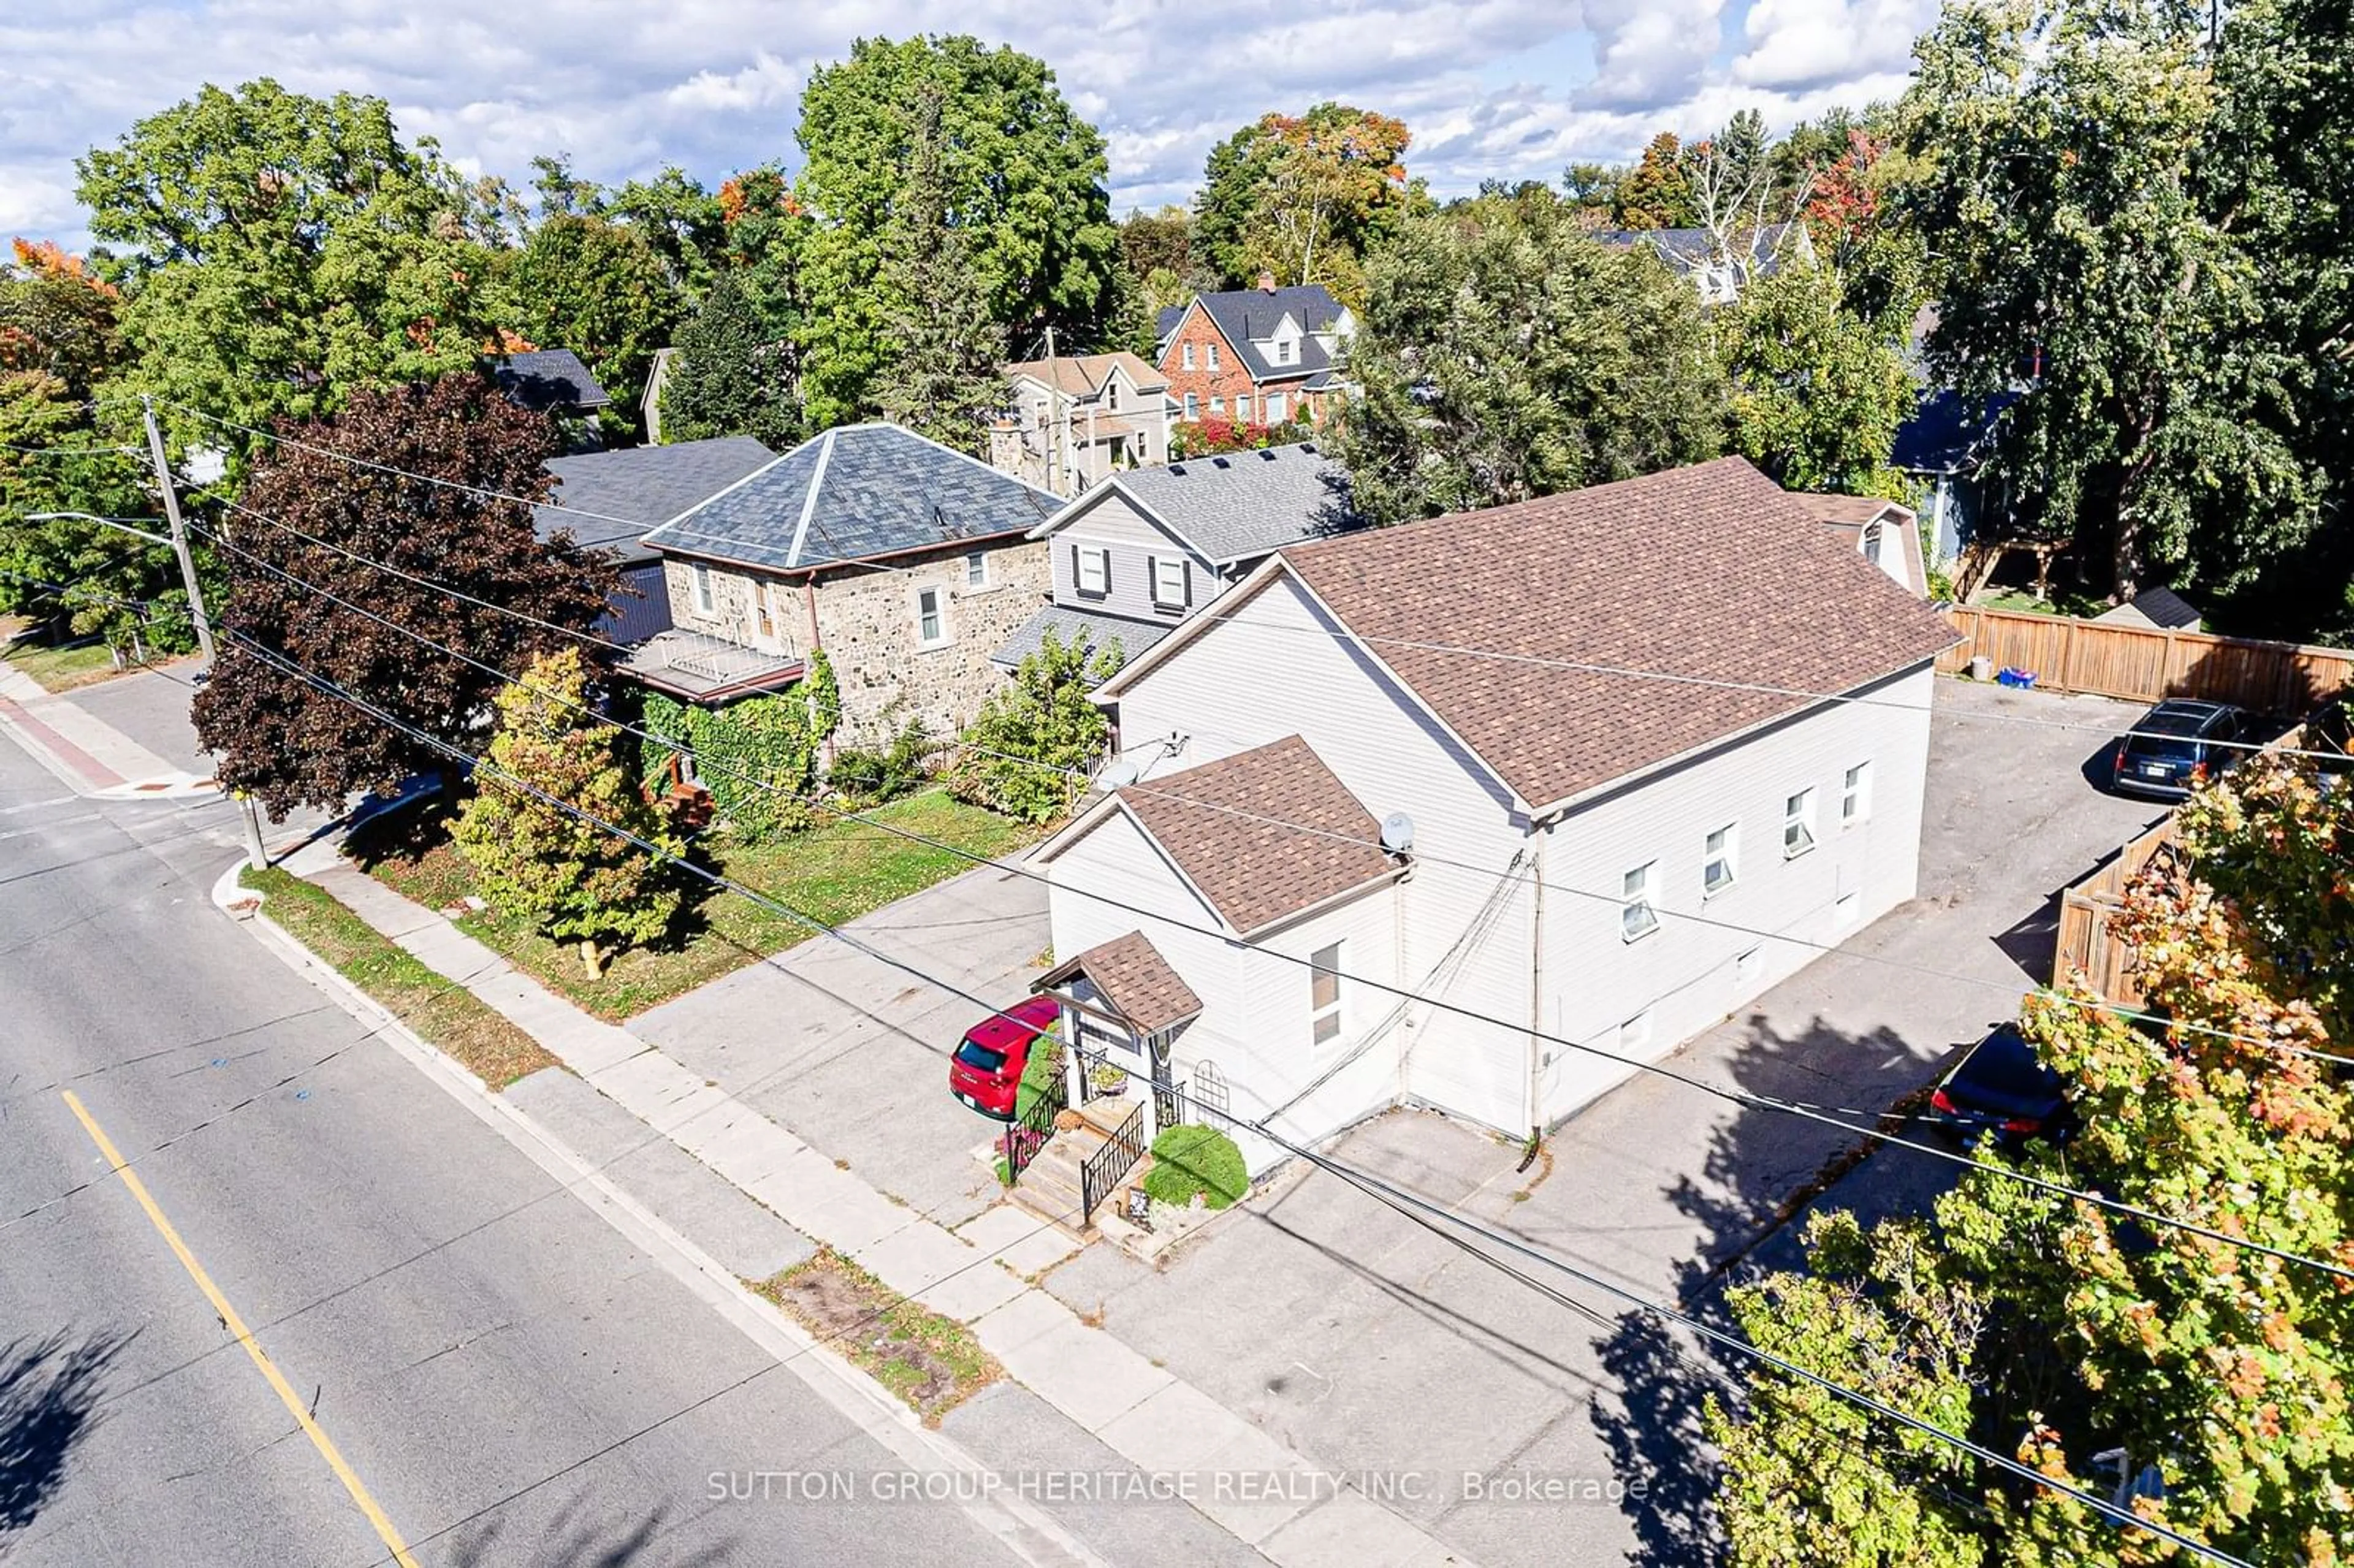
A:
0 0 1927 247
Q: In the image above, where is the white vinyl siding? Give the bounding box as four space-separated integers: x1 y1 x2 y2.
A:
1310 940 1343 1045
1783 788 1816 858
1046 494 1223 623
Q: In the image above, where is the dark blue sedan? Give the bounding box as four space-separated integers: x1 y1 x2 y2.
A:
1931 1024 2071 1144
2109 699 2248 800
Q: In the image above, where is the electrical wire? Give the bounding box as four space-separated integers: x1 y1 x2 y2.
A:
175 530 2354 1282
216 626 2253 1568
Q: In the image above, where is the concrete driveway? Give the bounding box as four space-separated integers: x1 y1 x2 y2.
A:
630 854 1051 1230
1035 676 2173 1567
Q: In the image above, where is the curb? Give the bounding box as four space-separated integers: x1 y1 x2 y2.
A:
215 858 1109 1568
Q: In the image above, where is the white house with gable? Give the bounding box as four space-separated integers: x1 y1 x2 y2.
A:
1026 456 1958 1180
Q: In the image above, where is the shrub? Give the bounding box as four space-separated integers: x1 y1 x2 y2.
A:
951 630 1121 823
1140 1125 1247 1210
829 715 934 805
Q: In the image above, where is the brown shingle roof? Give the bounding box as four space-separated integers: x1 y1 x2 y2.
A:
1799 492 1909 526
1004 351 1168 396
1279 457 1959 809
1116 735 1398 934
1037 932 1202 1035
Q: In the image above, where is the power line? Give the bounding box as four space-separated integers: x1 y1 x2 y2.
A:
174 533 2354 1281
214 629 2253 1568
186 500 2330 1069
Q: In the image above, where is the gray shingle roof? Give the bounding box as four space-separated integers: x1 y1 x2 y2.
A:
1588 223 1807 278
641 423 1061 573
990 604 1173 676
1097 443 1354 565
535 436 777 563
1181 285 1348 384
492 349 612 413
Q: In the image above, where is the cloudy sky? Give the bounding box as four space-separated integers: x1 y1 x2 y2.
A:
0 0 1937 246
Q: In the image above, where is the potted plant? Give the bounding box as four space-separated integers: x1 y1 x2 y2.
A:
1089 1061 1129 1097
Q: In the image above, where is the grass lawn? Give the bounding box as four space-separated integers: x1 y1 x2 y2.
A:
2 638 135 693
240 867 560 1089
1980 588 2109 619
751 1248 999 1424
349 786 1044 1021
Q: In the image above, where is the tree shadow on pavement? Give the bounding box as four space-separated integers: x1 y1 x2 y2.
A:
1588 1010 1967 1564
448 1496 729 1568
0 1327 134 1538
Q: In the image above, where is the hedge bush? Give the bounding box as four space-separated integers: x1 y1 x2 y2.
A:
1140 1124 1248 1210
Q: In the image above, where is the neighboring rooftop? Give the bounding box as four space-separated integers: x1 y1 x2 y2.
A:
1054 442 1352 565
1894 388 2017 475
1035 932 1203 1036
1160 284 1350 384
1254 457 1959 810
1799 493 1911 528
1004 351 1168 397
2094 586 2203 632
492 349 612 414
641 423 1061 573
990 603 1173 676
1111 734 1399 935
535 436 777 564
1590 223 1807 277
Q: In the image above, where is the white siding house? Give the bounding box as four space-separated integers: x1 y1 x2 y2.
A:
1031 457 1957 1178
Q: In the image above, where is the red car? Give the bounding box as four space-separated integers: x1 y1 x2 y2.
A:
948 995 1061 1121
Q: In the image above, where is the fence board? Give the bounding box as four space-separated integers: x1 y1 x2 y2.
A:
1939 606 2353 714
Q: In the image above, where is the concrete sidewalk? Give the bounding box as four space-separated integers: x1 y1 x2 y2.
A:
0 663 200 796
275 844 1466 1568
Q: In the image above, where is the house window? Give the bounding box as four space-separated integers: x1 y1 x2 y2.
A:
966 550 988 590
1267 392 1287 423
1619 1010 1652 1054
1278 338 1295 365
1105 380 1121 411
1210 396 1224 414
1149 555 1189 610
691 561 714 615
1183 342 1195 370
1861 518 1884 566
1621 862 1659 942
1703 824 1737 897
1075 546 1110 599
1842 761 1872 825
1784 789 1816 859
916 585 948 648
1184 392 1199 420
1310 940 1344 1045
1235 394 1252 422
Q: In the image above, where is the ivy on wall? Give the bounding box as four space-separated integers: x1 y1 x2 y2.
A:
632 650 840 840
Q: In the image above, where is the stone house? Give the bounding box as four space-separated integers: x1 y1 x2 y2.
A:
632 422 1059 748
1152 279 1355 430
988 351 1173 498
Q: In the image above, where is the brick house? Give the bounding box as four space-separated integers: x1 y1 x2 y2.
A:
630 423 1059 748
1152 279 1355 431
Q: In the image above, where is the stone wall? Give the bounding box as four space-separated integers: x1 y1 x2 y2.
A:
662 557 804 657
810 540 1050 748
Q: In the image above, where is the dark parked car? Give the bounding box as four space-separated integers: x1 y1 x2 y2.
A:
948 995 1061 1121
1930 1024 2071 1144
2307 696 2352 785
2109 699 2249 799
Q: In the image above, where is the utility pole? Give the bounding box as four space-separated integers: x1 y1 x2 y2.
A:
143 397 269 872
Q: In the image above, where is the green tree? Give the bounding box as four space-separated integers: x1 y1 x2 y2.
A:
1610 132 1696 229
192 375 617 818
1899 1 2317 603
77 80 508 440
1708 756 2354 1564
1118 207 1199 291
1191 104 1415 305
657 270 801 447
793 36 1118 427
503 213 682 431
951 630 1120 823
606 167 729 297
452 646 683 976
875 87 1008 454
1333 196 1726 525
1720 257 1916 495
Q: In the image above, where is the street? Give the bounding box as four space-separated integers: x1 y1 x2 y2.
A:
0 737 1032 1568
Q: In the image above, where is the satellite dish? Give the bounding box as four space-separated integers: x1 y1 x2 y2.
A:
1380 811 1415 854
1099 755 1143 790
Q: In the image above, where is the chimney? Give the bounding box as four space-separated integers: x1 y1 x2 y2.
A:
1257 270 1277 294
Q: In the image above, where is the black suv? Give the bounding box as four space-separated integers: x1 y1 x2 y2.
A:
2110 699 2249 800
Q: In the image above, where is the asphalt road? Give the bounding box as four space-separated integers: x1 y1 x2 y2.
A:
0 738 1029 1568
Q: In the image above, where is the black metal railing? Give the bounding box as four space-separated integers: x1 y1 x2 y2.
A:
1152 1075 1188 1136
1004 1063 1068 1184
1079 1100 1150 1224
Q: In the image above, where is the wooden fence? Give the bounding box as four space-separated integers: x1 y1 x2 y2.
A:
1936 606 2354 716
2050 723 2311 1005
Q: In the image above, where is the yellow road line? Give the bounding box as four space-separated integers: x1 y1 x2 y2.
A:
62 1090 422 1568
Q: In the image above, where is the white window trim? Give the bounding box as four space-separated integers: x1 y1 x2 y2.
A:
1310 940 1344 1047
1149 555 1188 610
1784 789 1817 860
1206 342 1219 371
1267 392 1288 422
1075 546 1110 599
965 550 989 591
1842 761 1873 826
1703 823 1738 899
915 585 951 649
691 561 715 616
1621 861 1659 943
1183 392 1199 420
1182 342 1195 370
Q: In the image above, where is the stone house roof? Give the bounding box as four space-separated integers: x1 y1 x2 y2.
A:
534 436 777 565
